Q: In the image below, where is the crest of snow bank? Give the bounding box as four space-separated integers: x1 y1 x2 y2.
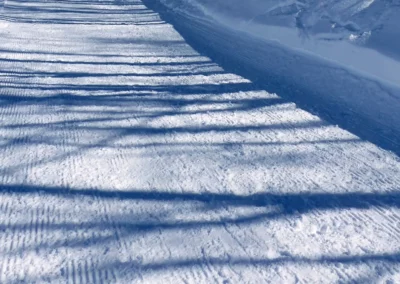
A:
159 0 400 90
160 0 210 18
160 0 400 60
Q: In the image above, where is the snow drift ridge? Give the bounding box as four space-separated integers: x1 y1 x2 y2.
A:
160 0 400 89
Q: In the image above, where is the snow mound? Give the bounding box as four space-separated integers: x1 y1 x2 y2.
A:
160 0 400 89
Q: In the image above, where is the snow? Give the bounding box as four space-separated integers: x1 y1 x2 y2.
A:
156 0 400 157
160 0 400 89
0 0 400 283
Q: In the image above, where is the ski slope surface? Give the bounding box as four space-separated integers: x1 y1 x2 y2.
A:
0 0 400 283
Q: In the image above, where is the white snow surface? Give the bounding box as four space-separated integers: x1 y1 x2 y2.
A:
0 0 400 283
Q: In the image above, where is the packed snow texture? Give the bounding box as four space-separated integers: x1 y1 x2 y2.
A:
1 0 400 283
160 0 400 88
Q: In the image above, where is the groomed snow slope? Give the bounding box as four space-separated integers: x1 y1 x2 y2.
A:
0 0 400 283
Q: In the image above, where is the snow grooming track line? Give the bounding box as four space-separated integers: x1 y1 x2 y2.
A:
0 0 400 282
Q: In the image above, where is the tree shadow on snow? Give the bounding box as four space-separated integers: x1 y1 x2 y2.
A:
0 0 400 282
0 183 400 282
0 0 162 25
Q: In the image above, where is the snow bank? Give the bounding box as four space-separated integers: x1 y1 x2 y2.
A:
160 0 400 90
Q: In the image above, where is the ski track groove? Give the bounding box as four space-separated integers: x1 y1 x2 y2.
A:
222 222 270 281
0 0 400 282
